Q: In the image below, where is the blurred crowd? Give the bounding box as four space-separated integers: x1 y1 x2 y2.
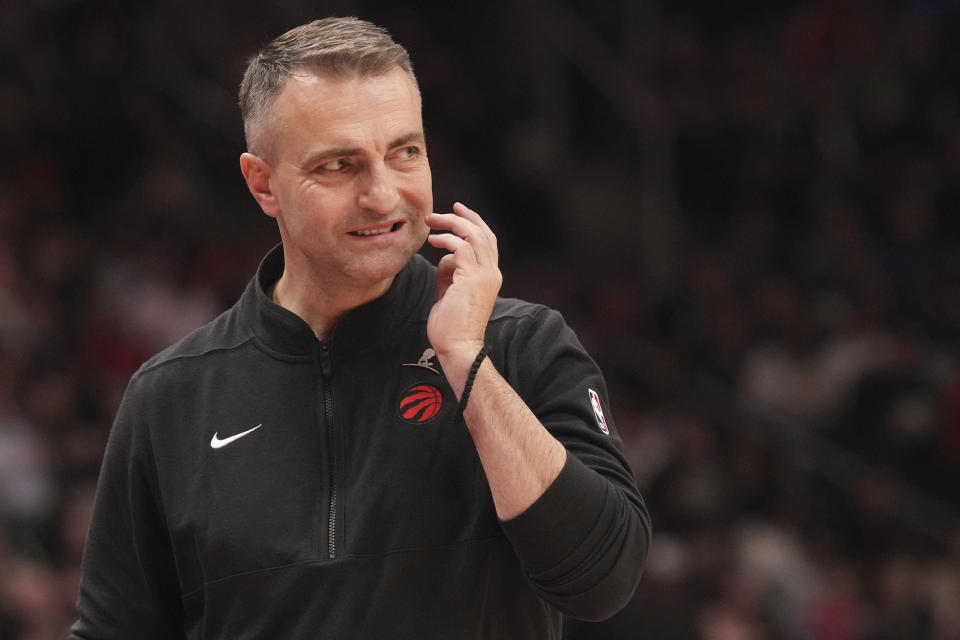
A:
2 1 959 638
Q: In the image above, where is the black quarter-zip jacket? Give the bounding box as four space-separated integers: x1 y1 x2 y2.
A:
71 246 651 639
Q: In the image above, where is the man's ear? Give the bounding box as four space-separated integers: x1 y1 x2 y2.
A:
240 152 280 218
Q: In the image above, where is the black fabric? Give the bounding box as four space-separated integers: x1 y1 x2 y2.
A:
71 245 650 639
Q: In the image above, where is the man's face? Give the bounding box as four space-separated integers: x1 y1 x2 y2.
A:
251 67 432 292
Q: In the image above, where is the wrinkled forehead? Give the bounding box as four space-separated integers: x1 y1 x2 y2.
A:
280 59 419 101
274 66 422 120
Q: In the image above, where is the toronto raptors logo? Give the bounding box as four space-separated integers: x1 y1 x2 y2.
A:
398 384 444 423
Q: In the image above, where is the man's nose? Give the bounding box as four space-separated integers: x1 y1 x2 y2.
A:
356 164 400 214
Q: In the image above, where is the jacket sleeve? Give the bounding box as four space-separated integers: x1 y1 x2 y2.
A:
70 374 186 639
497 307 651 621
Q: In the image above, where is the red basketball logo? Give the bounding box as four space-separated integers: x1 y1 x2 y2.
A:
398 384 444 423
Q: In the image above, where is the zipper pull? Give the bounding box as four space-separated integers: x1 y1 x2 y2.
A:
317 338 332 377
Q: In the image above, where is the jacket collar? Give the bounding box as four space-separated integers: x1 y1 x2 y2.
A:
241 244 435 358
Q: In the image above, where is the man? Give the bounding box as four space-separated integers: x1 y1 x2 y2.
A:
71 17 650 639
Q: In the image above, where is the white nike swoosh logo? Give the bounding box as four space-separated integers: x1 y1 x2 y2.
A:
210 424 263 449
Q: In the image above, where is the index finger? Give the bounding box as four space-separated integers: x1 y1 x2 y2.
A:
426 210 498 264
451 202 497 250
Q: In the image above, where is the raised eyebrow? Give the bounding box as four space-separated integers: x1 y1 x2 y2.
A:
389 131 426 149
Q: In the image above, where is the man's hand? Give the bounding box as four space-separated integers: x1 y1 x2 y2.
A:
425 203 502 396
427 202 567 521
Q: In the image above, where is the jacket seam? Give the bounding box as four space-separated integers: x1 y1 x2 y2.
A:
137 339 260 376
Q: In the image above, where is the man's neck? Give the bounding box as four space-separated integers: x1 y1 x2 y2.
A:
271 269 394 340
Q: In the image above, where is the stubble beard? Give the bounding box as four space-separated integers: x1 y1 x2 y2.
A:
337 214 430 287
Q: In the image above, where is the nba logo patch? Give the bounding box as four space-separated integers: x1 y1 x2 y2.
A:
588 389 609 435
398 384 444 423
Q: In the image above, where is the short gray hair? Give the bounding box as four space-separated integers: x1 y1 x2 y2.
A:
239 17 418 157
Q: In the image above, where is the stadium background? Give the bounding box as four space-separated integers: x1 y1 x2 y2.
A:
1 0 959 637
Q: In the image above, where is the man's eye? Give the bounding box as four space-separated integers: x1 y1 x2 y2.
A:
320 159 349 172
400 146 420 159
